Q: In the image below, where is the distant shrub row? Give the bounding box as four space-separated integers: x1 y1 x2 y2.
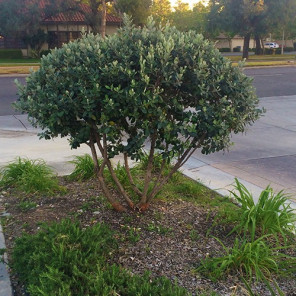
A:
0 49 23 59
219 47 294 54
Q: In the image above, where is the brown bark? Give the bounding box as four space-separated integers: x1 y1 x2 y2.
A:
255 35 262 55
89 136 126 211
102 135 135 209
93 130 134 209
124 153 142 197
147 134 206 203
138 133 157 206
101 0 106 38
242 34 250 59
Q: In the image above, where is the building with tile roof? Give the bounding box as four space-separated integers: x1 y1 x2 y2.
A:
0 0 122 55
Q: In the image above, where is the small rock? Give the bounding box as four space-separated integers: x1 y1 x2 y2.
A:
1 212 11 217
93 211 100 215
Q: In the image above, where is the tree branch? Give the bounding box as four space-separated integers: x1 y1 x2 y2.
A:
123 152 142 197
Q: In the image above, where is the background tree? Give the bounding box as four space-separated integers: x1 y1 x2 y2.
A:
23 29 48 57
208 0 296 58
114 0 152 25
208 0 266 59
0 0 44 46
265 0 296 53
15 17 262 212
150 0 172 25
170 1 209 33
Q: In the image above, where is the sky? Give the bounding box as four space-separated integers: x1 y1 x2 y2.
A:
169 0 208 9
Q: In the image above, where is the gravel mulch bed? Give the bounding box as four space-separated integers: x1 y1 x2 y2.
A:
1 177 296 296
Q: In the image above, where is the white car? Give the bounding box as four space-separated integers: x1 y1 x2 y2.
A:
264 42 279 49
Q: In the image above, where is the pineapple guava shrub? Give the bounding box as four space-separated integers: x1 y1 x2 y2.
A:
15 16 262 211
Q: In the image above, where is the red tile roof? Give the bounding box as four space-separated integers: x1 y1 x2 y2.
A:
41 1 121 24
0 0 121 24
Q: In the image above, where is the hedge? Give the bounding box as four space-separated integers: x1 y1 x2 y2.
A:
218 47 231 52
284 47 294 52
0 49 23 59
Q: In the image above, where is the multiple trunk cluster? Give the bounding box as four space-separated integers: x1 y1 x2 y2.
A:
87 126 205 212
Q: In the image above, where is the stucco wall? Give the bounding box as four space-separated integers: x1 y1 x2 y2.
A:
216 38 256 51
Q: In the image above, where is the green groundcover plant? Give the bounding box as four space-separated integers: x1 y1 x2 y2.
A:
0 157 60 194
15 16 262 211
12 220 189 296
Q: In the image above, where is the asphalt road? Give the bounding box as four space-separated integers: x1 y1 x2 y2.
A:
0 66 295 114
0 76 26 116
244 67 296 97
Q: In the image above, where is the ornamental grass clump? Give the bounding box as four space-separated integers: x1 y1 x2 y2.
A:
69 154 101 181
0 157 59 194
229 179 296 240
15 16 262 211
197 236 295 282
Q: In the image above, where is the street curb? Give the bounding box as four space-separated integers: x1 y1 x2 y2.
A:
0 223 12 296
0 74 29 77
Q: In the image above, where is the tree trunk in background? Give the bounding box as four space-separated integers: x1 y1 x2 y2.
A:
242 34 250 59
255 35 262 55
101 0 106 37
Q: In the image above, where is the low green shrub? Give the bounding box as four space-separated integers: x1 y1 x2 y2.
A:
0 49 23 59
0 157 60 194
12 220 188 296
284 47 294 52
218 47 231 52
197 236 295 281
233 47 241 52
264 48 281 55
39 49 51 57
229 179 296 240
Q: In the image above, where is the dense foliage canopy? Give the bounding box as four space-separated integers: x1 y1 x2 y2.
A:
15 17 261 211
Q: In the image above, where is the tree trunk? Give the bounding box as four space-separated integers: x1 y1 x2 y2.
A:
101 0 106 37
228 38 232 52
255 34 262 55
242 34 250 59
89 0 101 34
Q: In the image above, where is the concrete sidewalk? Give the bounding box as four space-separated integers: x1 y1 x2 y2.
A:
1 114 296 205
0 114 268 198
0 114 295 296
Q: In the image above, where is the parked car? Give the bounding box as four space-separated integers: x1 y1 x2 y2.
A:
264 42 279 49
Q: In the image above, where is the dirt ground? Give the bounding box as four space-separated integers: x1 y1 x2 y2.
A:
1 177 296 296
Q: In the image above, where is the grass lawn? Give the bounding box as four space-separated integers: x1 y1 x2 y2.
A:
0 156 295 296
228 54 296 62
0 58 40 73
228 54 296 66
0 58 40 64
0 66 40 74
232 60 295 67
